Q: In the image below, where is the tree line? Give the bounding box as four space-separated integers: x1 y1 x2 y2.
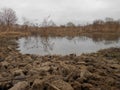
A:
0 8 120 28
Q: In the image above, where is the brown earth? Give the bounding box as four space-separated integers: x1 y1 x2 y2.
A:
0 33 120 90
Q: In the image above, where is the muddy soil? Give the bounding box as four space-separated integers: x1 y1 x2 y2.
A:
0 35 120 90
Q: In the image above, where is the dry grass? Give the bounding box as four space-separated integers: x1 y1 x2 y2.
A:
0 23 120 37
0 31 29 38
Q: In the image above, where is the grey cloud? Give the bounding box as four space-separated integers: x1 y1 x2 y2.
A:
0 0 120 25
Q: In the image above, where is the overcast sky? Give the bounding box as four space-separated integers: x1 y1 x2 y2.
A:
0 0 120 25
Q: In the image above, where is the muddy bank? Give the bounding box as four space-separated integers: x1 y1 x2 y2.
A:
0 35 120 90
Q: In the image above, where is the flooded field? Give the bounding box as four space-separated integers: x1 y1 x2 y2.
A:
18 36 120 55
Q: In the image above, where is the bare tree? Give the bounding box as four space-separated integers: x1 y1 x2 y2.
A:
105 17 114 23
0 8 17 26
48 20 56 27
117 19 120 24
0 11 4 25
93 19 104 25
66 22 75 27
41 15 51 27
22 17 31 26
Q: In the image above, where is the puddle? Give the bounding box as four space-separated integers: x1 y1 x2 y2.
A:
17 36 120 55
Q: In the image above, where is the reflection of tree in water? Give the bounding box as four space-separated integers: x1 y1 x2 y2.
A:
103 41 118 45
40 37 54 52
22 35 120 54
66 35 120 45
23 36 54 53
23 37 40 49
88 34 120 44
66 36 88 44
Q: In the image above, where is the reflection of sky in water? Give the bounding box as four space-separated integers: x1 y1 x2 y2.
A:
17 36 120 55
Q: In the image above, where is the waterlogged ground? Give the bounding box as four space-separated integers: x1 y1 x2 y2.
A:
18 36 120 55
0 34 120 90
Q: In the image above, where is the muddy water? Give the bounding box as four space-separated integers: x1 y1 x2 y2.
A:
17 36 120 55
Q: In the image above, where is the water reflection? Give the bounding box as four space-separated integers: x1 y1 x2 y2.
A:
17 36 120 55
88 34 120 43
40 37 54 53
